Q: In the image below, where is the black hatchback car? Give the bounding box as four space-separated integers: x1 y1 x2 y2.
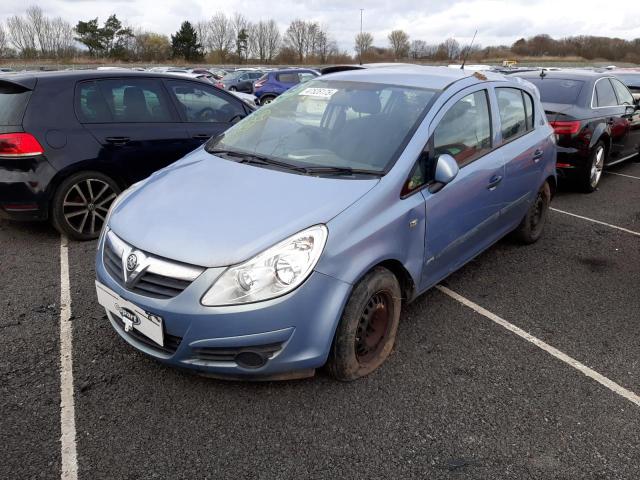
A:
516 70 640 192
0 70 254 239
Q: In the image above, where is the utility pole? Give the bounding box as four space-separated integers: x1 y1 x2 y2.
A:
359 8 364 65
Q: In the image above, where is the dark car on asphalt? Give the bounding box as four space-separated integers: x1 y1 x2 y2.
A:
253 68 319 105
515 70 640 192
0 70 255 239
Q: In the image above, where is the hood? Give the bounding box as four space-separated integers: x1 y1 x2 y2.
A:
110 152 378 267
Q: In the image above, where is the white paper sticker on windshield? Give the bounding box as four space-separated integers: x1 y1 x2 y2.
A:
299 87 338 99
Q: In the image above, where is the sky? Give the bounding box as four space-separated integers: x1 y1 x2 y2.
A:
1 0 640 52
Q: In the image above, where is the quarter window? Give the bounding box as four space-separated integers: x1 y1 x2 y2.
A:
167 81 245 123
594 79 618 107
611 78 634 105
277 73 300 84
496 87 531 142
433 90 492 167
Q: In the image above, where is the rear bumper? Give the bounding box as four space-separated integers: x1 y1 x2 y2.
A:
556 147 590 175
0 155 56 220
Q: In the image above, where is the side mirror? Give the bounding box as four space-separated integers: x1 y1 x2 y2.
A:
433 154 459 185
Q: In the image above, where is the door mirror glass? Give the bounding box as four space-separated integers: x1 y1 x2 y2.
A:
434 154 459 185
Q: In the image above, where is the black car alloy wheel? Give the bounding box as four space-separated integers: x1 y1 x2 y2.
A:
62 178 117 237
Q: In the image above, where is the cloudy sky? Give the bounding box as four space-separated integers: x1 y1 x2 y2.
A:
1 0 639 52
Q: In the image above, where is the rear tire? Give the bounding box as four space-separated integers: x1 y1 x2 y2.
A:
513 181 551 244
51 171 121 241
580 141 605 193
326 267 402 381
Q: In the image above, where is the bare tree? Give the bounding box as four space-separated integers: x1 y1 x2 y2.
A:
0 22 8 56
285 19 308 63
7 15 37 57
25 6 47 55
194 21 210 54
388 29 410 59
208 13 234 61
355 32 373 62
442 37 460 60
264 19 280 62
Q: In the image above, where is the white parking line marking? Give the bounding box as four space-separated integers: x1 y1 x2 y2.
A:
59 236 78 480
436 285 640 408
550 208 640 237
606 171 640 180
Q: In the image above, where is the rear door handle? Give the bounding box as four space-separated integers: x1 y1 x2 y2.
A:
105 136 131 146
533 148 544 163
487 175 503 190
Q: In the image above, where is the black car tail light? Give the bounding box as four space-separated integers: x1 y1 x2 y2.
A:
0 133 44 157
549 120 581 135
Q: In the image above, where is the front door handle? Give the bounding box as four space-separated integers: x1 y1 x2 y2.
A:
487 174 503 190
105 136 131 146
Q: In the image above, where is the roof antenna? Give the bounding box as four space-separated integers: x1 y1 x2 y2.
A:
460 30 478 70
540 69 547 78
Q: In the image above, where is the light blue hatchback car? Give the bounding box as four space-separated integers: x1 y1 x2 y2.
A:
95 66 556 381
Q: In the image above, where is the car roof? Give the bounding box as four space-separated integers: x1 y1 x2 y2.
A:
515 69 610 82
321 65 506 90
271 68 317 74
0 69 209 88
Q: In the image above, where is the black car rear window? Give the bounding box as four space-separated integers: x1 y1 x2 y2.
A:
0 82 32 125
525 78 585 104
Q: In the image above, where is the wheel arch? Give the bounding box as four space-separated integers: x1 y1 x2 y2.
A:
352 259 417 304
46 160 128 204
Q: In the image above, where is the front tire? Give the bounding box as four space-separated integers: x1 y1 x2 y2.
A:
327 267 402 381
580 141 605 193
51 171 121 241
513 181 551 244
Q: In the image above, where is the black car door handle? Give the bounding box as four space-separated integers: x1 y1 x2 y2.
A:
105 136 131 146
192 134 211 140
487 175 503 190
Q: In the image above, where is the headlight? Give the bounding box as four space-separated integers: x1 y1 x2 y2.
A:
201 225 328 306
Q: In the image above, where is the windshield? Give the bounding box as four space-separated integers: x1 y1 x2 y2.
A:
525 78 585 105
205 79 437 174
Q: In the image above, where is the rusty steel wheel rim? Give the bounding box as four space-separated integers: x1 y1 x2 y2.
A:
355 290 393 364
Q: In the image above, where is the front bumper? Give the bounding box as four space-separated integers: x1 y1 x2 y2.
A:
95 235 352 379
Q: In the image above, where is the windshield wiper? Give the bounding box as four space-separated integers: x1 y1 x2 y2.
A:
209 149 308 173
301 166 384 177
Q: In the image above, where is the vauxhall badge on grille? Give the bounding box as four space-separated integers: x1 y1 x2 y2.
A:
126 253 138 272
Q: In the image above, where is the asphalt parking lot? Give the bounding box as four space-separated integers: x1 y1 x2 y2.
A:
2 161 640 479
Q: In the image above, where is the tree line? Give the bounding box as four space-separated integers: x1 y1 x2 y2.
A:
1 6 639 64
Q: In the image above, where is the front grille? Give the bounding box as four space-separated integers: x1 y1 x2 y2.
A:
102 231 204 300
191 342 284 363
113 313 182 355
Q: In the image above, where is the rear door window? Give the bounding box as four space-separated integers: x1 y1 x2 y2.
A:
0 82 32 125
77 78 175 123
433 90 492 167
496 87 531 142
594 78 618 108
166 80 246 123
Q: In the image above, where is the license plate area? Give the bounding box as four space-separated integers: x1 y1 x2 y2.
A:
96 281 164 346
